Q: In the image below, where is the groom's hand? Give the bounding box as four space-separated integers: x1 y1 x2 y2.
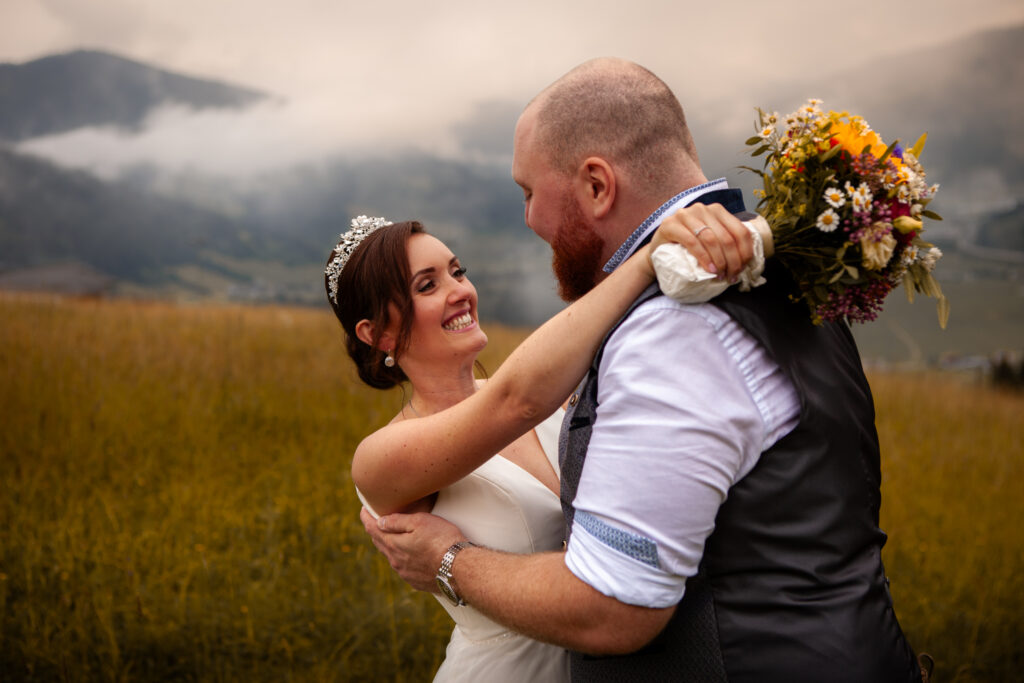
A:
360 507 466 593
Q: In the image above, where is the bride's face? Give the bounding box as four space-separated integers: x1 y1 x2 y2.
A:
400 233 487 366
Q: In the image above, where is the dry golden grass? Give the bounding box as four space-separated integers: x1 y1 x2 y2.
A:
1 293 1020 681
870 372 1024 682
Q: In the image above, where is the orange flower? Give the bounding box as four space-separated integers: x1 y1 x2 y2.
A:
829 118 885 158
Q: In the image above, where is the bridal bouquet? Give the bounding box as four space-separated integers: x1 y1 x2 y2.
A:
743 99 949 327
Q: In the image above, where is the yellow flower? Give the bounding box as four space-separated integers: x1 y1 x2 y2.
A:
893 216 923 233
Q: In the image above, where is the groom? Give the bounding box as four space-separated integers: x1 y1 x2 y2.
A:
362 58 921 681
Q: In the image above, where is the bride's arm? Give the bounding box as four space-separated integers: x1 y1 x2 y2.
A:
354 206 753 514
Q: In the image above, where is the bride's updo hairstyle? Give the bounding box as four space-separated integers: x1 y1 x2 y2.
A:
325 220 425 389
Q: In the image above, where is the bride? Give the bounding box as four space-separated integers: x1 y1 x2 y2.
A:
324 213 751 681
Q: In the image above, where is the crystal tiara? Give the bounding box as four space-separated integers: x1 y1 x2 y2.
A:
325 215 393 304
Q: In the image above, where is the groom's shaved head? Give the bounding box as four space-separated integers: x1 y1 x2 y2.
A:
529 58 700 197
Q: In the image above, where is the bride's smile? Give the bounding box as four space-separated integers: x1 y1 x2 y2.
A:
443 311 475 332
404 233 487 364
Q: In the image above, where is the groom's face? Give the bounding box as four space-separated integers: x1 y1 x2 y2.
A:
513 109 605 301
512 110 566 247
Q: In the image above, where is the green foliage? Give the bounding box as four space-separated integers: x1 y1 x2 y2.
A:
1 295 1021 681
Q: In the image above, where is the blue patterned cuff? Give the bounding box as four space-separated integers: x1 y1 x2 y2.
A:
573 511 660 568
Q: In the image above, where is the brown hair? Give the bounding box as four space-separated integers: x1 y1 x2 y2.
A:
325 221 425 389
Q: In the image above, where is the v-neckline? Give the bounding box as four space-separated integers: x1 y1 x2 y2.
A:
493 416 561 497
495 454 559 497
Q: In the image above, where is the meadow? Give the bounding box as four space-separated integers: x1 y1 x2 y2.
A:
1 293 1021 682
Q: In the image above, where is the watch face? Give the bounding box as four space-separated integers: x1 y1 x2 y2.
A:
436 576 460 606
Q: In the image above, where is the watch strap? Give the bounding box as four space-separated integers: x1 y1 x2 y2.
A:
436 541 476 605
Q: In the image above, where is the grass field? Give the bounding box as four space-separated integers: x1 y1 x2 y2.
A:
1 293 1021 681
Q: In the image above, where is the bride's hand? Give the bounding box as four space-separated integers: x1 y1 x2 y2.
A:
651 204 755 282
360 507 465 593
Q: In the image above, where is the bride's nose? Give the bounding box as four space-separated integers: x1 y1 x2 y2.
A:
446 277 474 305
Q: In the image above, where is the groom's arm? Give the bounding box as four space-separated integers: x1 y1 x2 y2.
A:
456 545 677 653
360 508 675 654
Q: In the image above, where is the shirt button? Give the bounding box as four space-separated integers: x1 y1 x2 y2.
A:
568 394 579 407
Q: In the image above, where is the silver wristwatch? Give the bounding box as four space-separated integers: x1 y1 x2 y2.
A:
435 541 475 606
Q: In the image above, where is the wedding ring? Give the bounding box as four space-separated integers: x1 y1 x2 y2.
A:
694 225 713 238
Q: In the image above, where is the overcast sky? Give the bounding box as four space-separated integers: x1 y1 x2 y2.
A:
3 0 1023 174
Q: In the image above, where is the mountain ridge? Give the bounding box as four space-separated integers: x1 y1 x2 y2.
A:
0 49 270 141
0 29 1021 330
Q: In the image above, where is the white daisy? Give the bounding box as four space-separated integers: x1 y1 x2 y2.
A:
849 183 873 213
853 183 872 200
816 208 841 233
882 168 901 190
921 247 943 272
823 187 846 208
852 193 872 213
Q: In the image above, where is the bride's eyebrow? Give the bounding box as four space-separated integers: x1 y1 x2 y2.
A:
412 266 436 278
411 257 458 280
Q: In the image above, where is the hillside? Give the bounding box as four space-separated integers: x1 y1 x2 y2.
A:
0 147 284 284
977 202 1024 251
0 49 268 141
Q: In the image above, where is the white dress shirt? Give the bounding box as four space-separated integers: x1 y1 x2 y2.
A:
563 184 801 608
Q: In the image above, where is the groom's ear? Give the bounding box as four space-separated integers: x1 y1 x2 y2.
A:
573 156 616 219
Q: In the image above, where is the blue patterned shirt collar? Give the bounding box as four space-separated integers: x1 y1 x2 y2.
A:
602 178 730 273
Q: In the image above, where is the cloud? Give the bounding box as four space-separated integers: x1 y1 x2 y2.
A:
5 0 1024 178
6 1 1024 109
449 100 522 163
15 95 479 177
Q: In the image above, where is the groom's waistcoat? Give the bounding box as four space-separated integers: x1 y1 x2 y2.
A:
559 193 919 682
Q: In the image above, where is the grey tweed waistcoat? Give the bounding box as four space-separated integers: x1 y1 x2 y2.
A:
558 192 920 682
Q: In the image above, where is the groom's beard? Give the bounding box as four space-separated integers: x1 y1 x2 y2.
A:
552 196 604 302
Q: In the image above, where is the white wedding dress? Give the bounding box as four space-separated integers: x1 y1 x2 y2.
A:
360 410 570 682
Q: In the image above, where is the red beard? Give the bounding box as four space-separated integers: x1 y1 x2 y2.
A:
552 196 605 302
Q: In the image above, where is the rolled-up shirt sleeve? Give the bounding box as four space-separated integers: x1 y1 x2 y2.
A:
563 299 799 608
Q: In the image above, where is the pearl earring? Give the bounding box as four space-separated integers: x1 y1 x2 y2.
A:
384 352 395 368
